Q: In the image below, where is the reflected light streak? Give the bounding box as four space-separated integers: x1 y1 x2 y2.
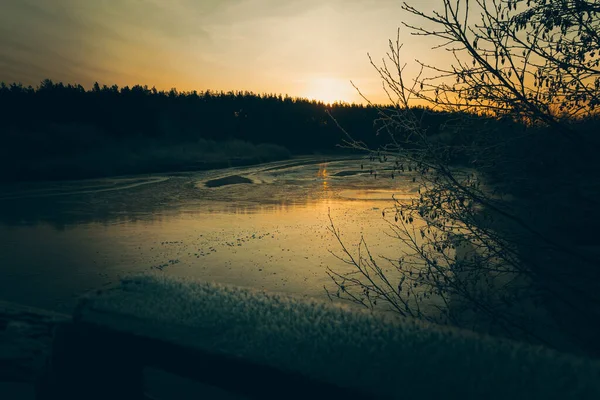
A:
317 163 334 200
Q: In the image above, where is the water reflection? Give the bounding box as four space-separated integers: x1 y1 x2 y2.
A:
0 158 412 229
210 200 339 216
0 157 424 312
317 162 335 202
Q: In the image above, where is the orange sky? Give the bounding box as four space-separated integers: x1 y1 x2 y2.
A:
1 0 446 104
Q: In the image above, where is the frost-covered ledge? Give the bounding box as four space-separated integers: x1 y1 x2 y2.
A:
45 274 600 400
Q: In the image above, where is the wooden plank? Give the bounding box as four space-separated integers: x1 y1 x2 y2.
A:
0 301 69 384
47 319 369 400
46 275 600 399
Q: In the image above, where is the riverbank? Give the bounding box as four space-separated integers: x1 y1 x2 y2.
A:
0 139 292 183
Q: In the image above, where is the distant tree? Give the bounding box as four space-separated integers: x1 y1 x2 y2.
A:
0 77 393 164
327 0 600 355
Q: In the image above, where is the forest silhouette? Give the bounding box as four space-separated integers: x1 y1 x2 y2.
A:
1 79 466 182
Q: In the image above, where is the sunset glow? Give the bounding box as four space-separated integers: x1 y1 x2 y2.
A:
0 0 444 104
303 77 356 104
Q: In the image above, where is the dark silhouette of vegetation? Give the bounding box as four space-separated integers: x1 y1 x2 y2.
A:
327 0 600 358
0 80 377 181
0 79 501 182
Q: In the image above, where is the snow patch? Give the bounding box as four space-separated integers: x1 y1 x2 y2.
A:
76 274 600 399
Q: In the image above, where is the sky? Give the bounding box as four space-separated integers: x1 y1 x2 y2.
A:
0 0 446 104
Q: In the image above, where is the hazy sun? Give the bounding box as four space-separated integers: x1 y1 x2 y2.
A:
303 77 354 104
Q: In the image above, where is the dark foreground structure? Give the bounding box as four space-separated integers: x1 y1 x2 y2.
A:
3 274 600 399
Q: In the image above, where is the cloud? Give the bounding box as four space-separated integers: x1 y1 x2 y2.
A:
78 0 211 41
0 0 445 103
0 0 121 85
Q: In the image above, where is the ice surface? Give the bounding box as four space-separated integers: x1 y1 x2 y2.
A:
0 157 421 313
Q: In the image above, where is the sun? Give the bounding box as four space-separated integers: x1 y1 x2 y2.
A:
302 77 354 104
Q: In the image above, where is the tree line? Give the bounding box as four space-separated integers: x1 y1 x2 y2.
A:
0 79 490 155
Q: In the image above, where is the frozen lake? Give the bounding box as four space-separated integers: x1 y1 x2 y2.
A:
0 156 420 313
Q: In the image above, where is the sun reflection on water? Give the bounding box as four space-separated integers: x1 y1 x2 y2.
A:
317 163 330 194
